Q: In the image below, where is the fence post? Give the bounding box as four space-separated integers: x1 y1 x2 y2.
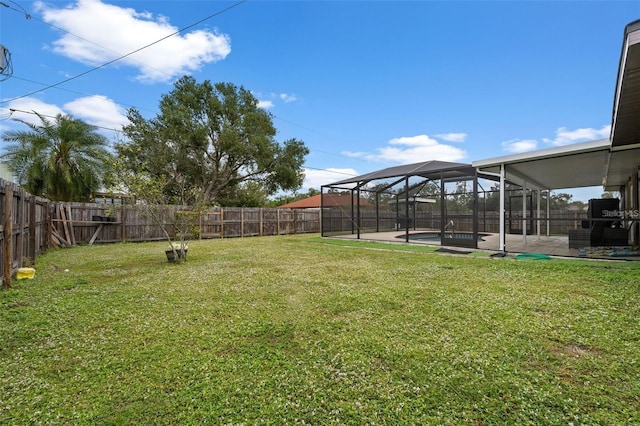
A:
28 195 36 262
277 209 281 235
120 204 127 243
45 201 52 250
3 184 13 289
16 189 25 266
220 207 224 238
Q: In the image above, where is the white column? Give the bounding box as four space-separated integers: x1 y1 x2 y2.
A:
522 182 527 245
547 190 551 237
499 164 506 252
536 189 541 240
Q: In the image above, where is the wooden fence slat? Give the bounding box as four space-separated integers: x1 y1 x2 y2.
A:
89 224 104 245
3 184 13 289
28 196 36 261
66 204 76 246
51 228 71 248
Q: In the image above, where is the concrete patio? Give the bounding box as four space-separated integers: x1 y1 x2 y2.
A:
329 230 639 259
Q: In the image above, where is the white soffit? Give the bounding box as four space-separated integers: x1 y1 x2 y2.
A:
473 139 611 190
606 20 640 189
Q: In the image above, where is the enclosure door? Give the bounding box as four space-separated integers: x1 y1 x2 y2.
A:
440 177 478 249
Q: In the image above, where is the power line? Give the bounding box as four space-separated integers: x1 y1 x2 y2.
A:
2 107 359 179
4 75 363 162
0 0 247 105
2 0 366 167
2 107 125 133
8 75 159 115
3 101 368 174
0 0 31 19
0 0 363 174
303 166 357 177
1 0 180 82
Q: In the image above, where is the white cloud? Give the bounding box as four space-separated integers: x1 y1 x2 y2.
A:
542 125 611 146
435 132 467 143
502 138 538 154
3 96 127 137
2 98 65 126
35 0 231 83
347 134 467 164
254 92 298 108
64 95 128 131
341 150 368 158
279 93 297 103
257 100 274 109
302 167 358 190
501 125 611 154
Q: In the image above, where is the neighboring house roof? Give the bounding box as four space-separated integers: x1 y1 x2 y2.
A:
278 194 370 209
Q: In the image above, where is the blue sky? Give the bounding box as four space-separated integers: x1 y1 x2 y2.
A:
1 0 639 200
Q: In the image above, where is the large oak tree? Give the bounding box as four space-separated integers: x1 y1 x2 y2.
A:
116 76 309 206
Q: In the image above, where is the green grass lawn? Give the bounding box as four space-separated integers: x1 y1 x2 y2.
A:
2 234 639 424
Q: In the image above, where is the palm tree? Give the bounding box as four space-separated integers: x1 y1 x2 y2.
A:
1 113 113 202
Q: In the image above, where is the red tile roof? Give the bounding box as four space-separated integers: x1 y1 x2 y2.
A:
278 194 369 209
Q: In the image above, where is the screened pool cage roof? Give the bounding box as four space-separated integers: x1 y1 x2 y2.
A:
324 160 479 190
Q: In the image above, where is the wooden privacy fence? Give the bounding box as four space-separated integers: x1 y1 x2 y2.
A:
1 181 51 289
0 178 321 289
50 204 320 247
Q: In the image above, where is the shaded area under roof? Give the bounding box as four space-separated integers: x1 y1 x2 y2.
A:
610 19 640 150
606 19 640 190
473 139 611 190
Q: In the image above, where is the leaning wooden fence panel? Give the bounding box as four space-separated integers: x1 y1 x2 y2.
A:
1 180 51 289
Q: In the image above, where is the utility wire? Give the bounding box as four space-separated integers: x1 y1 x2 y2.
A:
0 0 247 105
2 0 365 167
0 0 31 18
1 0 179 82
1 0 360 177
2 107 125 134
8 75 159 115
2 107 358 179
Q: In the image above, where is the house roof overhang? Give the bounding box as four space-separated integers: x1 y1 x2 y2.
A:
472 20 640 193
323 22 640 196
472 139 611 191
605 19 640 191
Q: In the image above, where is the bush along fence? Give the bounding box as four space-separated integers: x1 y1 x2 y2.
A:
0 178 321 289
